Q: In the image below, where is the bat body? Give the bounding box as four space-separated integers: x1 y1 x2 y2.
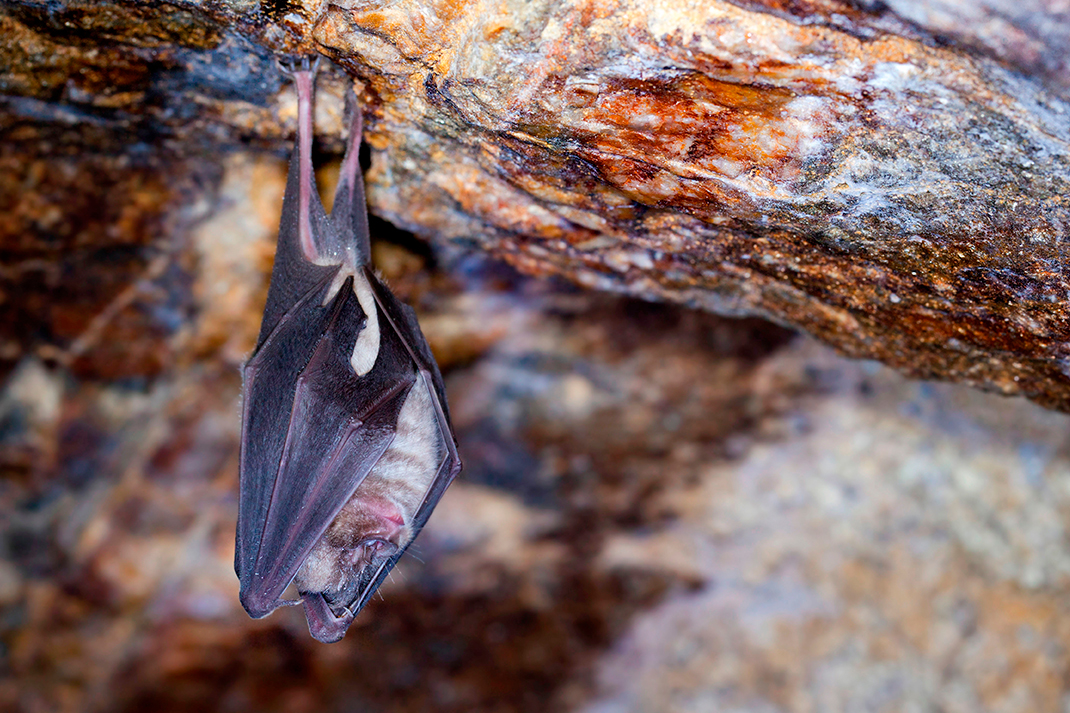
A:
235 63 461 643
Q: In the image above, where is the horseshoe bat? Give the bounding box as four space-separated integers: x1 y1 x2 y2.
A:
235 62 461 643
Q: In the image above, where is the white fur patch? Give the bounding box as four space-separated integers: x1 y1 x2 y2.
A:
372 370 443 501
349 271 380 376
322 268 381 377
297 545 345 592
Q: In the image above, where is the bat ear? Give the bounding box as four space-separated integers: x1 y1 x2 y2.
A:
328 85 372 267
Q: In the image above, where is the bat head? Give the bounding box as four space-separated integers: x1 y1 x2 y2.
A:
296 492 407 604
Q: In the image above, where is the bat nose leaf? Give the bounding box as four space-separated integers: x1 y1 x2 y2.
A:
302 593 354 644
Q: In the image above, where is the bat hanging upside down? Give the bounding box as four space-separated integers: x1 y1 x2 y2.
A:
235 59 462 643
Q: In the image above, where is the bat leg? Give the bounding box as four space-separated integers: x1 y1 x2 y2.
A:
328 84 372 267
293 66 321 263
338 90 363 210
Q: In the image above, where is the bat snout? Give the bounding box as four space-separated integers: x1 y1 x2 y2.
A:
302 592 354 644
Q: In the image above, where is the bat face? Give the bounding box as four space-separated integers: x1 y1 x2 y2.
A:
235 64 461 643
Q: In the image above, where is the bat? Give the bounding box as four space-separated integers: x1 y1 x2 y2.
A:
234 60 462 643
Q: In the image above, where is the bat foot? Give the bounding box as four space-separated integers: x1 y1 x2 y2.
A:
276 55 321 77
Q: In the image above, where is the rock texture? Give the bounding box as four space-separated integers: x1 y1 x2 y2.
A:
2 2 1070 712
1 0 1069 406
322 0 1070 413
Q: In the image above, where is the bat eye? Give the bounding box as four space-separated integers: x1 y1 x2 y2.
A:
362 537 398 556
347 538 397 566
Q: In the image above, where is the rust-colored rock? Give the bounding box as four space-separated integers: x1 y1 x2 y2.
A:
313 0 1070 408
1 0 1069 406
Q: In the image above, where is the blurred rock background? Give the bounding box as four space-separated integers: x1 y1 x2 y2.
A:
3 156 1069 711
2 1 1070 712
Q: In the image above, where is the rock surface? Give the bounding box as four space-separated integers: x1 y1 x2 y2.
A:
1 0 1069 406
2 2 1070 712
323 0 1070 410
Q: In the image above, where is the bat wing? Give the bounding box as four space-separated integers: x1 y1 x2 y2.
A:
326 90 372 267
257 112 337 346
366 268 457 428
295 268 463 642
237 274 417 618
365 268 462 566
